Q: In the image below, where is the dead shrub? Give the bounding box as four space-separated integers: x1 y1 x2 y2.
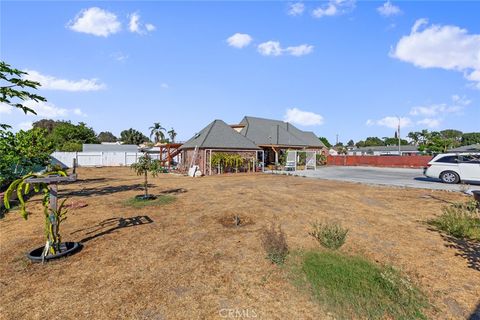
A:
261 223 289 265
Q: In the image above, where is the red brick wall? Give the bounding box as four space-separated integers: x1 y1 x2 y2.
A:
327 155 432 168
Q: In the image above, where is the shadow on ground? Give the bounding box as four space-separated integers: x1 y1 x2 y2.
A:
469 302 480 320
440 233 480 272
72 216 154 243
159 188 187 195
60 184 155 197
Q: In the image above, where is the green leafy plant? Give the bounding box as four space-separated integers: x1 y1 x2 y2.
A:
211 153 245 173
130 153 164 199
3 171 69 256
261 223 289 265
309 220 348 250
429 199 480 240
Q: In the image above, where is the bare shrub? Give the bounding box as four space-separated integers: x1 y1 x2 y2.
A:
261 223 289 265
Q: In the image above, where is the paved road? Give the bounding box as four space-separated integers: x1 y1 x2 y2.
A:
275 166 480 192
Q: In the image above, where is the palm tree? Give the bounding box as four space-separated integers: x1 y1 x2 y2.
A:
167 128 177 143
149 123 166 143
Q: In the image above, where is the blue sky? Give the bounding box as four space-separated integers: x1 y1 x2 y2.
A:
1 1 479 144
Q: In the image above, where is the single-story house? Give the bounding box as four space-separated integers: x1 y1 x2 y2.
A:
234 116 326 165
347 145 421 156
180 116 327 174
179 119 261 175
448 144 480 152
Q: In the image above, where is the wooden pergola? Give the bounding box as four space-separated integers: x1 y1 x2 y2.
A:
154 142 183 169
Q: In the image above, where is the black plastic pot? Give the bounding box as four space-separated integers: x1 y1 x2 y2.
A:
135 194 157 200
27 242 81 262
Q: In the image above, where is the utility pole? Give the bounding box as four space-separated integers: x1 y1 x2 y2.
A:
397 117 401 156
336 134 339 146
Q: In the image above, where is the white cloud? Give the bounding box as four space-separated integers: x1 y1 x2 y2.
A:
258 41 283 56
377 1 402 17
285 44 314 56
68 7 121 37
366 116 412 129
284 108 324 126
24 70 105 92
73 108 87 117
391 19 480 89
18 122 33 131
160 83 169 89
1 100 86 119
227 33 253 49
111 52 128 62
312 0 355 18
288 2 305 16
416 118 441 128
128 12 155 34
0 103 13 114
258 41 314 57
145 23 156 32
409 95 470 117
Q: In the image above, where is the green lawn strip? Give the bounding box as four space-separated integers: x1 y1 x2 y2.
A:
123 195 175 208
287 250 429 320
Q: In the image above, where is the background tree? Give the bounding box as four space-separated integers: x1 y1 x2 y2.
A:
32 119 58 134
120 128 149 145
363 137 384 147
167 128 177 143
0 61 45 129
49 121 98 151
0 128 54 187
97 131 117 143
347 139 355 147
149 122 166 143
319 137 332 148
461 132 480 146
383 137 408 146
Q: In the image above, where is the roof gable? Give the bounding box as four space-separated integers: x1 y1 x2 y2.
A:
180 120 260 150
239 116 324 148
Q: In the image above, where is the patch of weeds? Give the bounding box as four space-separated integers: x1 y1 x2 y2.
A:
429 199 480 240
289 250 429 320
261 223 289 265
123 195 175 208
309 221 348 250
219 214 254 228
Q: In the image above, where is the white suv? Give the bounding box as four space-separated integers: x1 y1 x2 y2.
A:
424 153 480 184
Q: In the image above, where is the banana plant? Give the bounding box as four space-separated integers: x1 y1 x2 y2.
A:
3 170 68 257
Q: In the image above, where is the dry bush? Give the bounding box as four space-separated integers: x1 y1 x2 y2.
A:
309 221 348 250
261 223 289 265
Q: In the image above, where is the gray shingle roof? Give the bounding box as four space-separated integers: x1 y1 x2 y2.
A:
180 120 260 150
449 144 480 152
238 116 325 148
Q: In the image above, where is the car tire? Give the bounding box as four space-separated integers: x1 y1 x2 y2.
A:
440 171 460 184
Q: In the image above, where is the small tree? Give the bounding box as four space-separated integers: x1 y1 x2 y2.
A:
4 170 70 257
130 153 163 199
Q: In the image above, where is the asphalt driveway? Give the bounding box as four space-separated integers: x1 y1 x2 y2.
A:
277 166 480 192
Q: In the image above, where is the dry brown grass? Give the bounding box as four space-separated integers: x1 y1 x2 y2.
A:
0 167 479 319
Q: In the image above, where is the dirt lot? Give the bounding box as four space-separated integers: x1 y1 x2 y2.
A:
0 167 479 319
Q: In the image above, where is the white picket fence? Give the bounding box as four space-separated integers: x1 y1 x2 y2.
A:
51 152 161 168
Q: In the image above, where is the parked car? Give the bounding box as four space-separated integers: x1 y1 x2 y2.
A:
424 153 480 184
